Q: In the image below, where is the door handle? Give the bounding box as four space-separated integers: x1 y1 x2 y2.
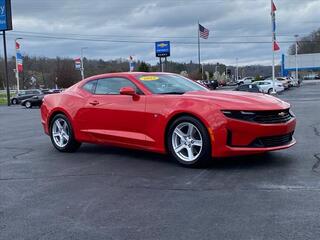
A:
89 100 99 106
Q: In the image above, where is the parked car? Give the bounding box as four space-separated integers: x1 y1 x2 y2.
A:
41 72 296 167
11 89 42 105
234 83 262 93
196 80 219 90
21 94 46 108
276 77 291 89
41 89 63 94
254 80 285 94
288 77 300 87
236 77 254 85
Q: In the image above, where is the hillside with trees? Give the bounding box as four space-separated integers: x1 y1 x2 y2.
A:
0 57 279 90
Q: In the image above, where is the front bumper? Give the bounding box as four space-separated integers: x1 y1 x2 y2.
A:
211 117 296 157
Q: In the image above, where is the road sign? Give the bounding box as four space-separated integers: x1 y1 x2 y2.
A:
155 41 170 57
74 58 81 70
0 0 12 31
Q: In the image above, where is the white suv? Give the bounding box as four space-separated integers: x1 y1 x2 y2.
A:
236 77 254 85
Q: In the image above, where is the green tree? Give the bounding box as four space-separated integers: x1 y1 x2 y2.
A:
138 61 150 72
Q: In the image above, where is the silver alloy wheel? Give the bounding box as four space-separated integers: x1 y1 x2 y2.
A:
172 122 203 162
12 99 17 105
25 101 31 108
52 118 70 148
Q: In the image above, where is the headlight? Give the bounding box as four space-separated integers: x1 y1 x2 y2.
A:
289 109 295 117
221 110 256 121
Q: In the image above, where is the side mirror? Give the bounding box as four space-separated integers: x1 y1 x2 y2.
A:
120 86 136 96
120 86 140 100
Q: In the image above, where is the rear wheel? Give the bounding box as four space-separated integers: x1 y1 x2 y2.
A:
167 116 211 167
50 114 81 152
25 101 32 108
268 88 273 94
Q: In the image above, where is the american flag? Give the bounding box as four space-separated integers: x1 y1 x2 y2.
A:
199 24 209 39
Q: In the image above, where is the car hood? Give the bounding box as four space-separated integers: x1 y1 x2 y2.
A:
184 90 290 110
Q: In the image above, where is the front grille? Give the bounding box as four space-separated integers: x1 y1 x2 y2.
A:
253 110 292 124
250 132 294 147
222 109 293 124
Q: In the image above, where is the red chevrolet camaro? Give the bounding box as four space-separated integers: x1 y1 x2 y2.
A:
41 72 296 167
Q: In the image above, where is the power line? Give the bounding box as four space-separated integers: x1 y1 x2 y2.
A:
11 30 309 39
8 32 310 45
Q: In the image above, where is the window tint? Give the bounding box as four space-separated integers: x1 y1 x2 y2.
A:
238 85 248 90
83 80 97 93
95 78 137 95
137 74 207 94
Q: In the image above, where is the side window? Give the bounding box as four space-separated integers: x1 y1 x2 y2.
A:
82 80 97 93
95 78 138 95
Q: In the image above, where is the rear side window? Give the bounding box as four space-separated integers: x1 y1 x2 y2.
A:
82 80 97 93
95 78 138 95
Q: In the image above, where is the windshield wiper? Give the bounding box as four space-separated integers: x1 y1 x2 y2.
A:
161 91 185 95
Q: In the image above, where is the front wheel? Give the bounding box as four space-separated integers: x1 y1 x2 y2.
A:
11 98 18 105
50 114 81 152
167 116 212 167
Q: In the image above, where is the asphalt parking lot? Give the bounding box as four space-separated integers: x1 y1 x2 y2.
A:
1 83 320 240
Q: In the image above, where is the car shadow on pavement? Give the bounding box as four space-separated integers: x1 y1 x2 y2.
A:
76 143 291 170
212 153 291 170
77 143 175 165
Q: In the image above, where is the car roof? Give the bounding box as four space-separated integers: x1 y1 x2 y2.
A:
83 72 177 82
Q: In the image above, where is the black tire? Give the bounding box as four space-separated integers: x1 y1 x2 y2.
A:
25 101 32 108
268 88 273 94
167 116 212 167
11 98 18 105
50 114 81 152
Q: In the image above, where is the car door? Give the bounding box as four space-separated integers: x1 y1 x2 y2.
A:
78 77 147 146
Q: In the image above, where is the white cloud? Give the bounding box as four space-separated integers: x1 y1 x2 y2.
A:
5 0 320 65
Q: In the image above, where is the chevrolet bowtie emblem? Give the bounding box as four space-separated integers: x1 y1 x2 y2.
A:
158 43 168 47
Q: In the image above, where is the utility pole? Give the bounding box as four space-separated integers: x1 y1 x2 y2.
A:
236 57 239 81
197 20 201 78
294 34 299 80
15 38 23 91
80 47 88 80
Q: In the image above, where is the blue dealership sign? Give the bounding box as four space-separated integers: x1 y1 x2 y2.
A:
0 0 12 31
155 41 170 57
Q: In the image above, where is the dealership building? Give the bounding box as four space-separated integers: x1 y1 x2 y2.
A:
281 53 320 79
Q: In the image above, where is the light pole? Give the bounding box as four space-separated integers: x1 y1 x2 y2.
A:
236 57 239 81
15 38 23 91
294 34 299 80
80 47 88 80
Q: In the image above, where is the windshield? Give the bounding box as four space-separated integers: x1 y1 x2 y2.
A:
136 74 208 94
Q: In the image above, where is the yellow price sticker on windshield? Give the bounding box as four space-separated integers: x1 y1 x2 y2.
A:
140 76 159 81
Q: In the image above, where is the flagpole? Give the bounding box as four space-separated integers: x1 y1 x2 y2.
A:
271 0 276 94
15 38 22 92
197 20 201 78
